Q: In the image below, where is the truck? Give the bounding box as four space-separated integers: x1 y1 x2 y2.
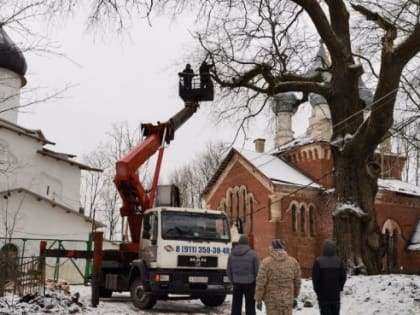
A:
41 67 232 310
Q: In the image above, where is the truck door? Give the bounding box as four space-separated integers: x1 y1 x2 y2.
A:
140 211 158 263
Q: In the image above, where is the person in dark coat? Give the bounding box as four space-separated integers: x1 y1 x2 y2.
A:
227 234 260 315
312 240 347 315
179 63 194 89
199 60 214 89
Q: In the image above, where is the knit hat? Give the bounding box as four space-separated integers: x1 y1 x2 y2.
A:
272 239 286 249
238 234 249 245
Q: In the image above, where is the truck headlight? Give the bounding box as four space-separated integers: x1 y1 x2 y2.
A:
154 274 170 282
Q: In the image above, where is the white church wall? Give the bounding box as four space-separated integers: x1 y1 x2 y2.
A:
35 155 81 210
0 191 92 240
0 128 39 191
0 68 21 124
0 191 96 283
0 128 81 210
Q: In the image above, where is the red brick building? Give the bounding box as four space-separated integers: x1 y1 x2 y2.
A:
202 138 420 276
202 75 420 275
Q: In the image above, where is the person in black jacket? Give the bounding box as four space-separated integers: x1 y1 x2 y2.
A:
312 240 347 315
227 234 260 315
179 64 194 89
199 60 214 89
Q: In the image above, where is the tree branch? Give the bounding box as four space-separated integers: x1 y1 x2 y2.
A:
292 0 346 61
326 0 352 55
393 23 420 65
211 64 331 97
351 3 397 54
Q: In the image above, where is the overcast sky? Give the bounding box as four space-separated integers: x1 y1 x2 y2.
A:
16 12 308 182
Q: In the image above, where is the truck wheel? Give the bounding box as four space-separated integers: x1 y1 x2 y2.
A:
99 287 113 298
130 278 156 309
200 294 226 307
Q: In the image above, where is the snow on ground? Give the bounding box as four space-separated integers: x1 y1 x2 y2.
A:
0 274 419 314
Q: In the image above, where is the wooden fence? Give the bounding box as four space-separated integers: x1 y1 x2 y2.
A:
0 255 45 297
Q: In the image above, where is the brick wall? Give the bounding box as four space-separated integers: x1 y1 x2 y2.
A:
204 147 420 277
281 142 335 188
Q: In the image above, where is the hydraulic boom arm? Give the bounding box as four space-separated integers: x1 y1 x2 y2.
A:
114 102 199 243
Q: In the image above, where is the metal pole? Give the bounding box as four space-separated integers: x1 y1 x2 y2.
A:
91 231 103 307
84 233 93 286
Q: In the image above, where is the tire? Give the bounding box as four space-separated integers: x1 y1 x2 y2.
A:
99 286 113 298
130 278 156 309
200 294 226 307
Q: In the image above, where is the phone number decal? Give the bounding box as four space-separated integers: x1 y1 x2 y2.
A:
176 245 231 254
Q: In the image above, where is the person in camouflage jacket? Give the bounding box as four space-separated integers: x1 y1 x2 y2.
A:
254 239 301 315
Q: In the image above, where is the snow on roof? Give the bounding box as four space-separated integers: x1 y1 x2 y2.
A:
37 148 102 172
273 134 317 153
408 220 420 251
240 148 322 188
0 117 54 145
378 178 420 197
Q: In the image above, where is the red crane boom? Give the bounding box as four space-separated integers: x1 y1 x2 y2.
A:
114 102 199 244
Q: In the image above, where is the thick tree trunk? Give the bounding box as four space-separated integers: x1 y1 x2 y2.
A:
332 149 384 274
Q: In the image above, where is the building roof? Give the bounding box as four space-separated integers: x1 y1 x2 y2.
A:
274 134 320 152
37 148 102 172
0 117 54 145
0 118 101 172
0 188 106 228
378 178 420 197
240 149 322 188
0 26 27 76
203 148 322 195
407 219 420 251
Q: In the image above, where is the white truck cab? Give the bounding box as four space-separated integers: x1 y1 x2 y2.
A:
129 207 232 309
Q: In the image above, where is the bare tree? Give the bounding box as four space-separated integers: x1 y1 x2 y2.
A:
5 0 420 274
81 121 148 240
394 119 420 185
80 149 106 218
1 1 75 121
169 142 228 208
0 191 25 241
154 0 420 274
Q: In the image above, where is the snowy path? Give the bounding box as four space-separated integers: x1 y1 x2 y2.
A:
78 274 420 315
1 274 419 314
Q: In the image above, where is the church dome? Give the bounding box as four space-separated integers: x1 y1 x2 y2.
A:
271 93 298 114
0 25 27 76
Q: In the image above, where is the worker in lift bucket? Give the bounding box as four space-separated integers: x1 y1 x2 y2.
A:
179 64 194 89
199 60 214 89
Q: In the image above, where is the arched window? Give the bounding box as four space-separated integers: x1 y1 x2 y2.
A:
249 197 254 231
292 205 297 232
300 206 306 233
236 190 240 219
242 189 246 224
229 190 234 221
1 243 18 258
1 243 19 280
309 206 315 236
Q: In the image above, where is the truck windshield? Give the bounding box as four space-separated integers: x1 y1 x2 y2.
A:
161 210 230 242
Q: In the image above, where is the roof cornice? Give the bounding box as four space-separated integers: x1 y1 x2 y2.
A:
0 117 54 145
0 188 105 227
